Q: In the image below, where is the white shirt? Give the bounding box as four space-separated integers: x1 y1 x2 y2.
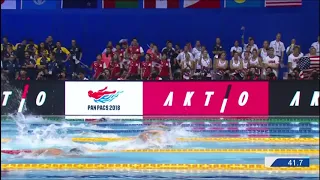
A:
286 45 295 55
288 53 304 72
176 51 194 62
102 47 116 54
230 46 242 54
260 48 268 60
241 52 252 59
311 42 319 55
263 55 280 76
270 40 285 57
82 77 89 80
244 44 258 52
192 47 201 59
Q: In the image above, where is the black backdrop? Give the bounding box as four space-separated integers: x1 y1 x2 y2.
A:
1 81 65 115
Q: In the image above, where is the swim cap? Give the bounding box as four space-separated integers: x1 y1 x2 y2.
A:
69 148 83 154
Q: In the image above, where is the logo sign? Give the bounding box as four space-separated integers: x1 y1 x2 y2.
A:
1 81 65 115
65 82 143 118
143 82 269 117
269 81 319 116
33 0 45 5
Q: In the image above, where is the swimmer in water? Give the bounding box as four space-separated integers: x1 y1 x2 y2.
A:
138 124 170 143
13 148 97 158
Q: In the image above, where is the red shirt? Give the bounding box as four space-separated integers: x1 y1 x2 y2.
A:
109 62 121 79
141 61 152 78
91 60 104 79
129 60 140 75
150 52 160 62
114 49 124 61
159 59 170 77
17 76 30 80
129 45 142 60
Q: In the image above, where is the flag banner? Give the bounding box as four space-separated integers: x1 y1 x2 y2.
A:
62 0 98 8
22 0 57 9
265 0 302 7
103 0 138 8
184 0 220 8
224 0 263 8
144 0 179 8
298 56 320 79
1 0 16 9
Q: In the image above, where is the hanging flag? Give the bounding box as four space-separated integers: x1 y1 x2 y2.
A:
298 56 320 79
1 0 16 9
103 0 138 8
224 0 263 8
62 0 97 8
184 0 220 8
144 0 179 8
265 0 302 7
21 0 57 9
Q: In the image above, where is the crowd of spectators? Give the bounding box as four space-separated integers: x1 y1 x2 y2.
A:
1 33 319 81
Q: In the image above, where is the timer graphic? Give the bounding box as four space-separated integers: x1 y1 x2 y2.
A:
265 157 310 167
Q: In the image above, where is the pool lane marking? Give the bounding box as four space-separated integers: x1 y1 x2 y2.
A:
2 137 319 144
1 164 319 171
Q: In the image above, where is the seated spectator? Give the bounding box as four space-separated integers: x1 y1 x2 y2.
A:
127 54 140 80
91 54 104 80
146 43 155 54
2 45 18 80
241 45 252 60
21 51 37 80
194 46 207 74
45 36 56 53
25 39 38 58
288 46 303 73
38 42 49 58
244 37 258 52
259 40 269 60
311 36 319 56
36 50 50 74
199 50 212 80
102 47 112 67
287 67 302 80
181 53 194 76
265 67 277 80
149 71 162 80
78 70 88 80
149 45 161 63
58 71 67 80
246 67 260 80
102 41 116 54
175 44 182 54
230 51 243 72
192 40 202 59
263 47 280 79
176 45 194 63
141 54 152 80
114 43 124 61
15 39 27 65
214 52 228 80
16 69 30 80
242 51 250 71
109 55 122 80
286 39 297 56
171 58 181 77
128 38 144 60
159 53 172 80
230 40 242 57
249 49 263 76
1 36 13 52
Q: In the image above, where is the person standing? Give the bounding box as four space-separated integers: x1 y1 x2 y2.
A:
311 36 320 56
69 40 83 74
270 33 285 67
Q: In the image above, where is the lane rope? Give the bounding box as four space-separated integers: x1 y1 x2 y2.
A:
2 149 318 155
1 164 319 171
2 138 319 144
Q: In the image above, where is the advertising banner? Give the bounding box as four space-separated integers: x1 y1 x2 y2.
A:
64 81 143 119
269 81 319 116
1 81 65 115
143 82 269 117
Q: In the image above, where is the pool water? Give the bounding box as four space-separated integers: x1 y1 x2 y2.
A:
1 115 319 179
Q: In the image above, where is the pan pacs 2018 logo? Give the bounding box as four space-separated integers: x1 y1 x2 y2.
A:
87 86 123 111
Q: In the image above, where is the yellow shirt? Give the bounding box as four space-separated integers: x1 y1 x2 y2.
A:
36 57 51 66
53 47 70 55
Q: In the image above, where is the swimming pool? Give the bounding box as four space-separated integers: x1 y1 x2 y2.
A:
1 115 319 179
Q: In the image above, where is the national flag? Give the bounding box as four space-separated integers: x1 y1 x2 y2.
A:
1 0 16 9
103 0 138 8
298 56 320 79
21 0 57 9
184 0 220 8
144 0 179 8
62 0 97 8
224 0 263 8
265 0 302 7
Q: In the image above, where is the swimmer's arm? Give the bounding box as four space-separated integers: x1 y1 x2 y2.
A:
98 86 108 92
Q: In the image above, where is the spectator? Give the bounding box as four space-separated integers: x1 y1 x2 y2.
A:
1 36 13 52
102 41 116 54
53 41 70 70
2 45 18 80
141 54 152 80
149 45 161 63
102 47 112 68
259 41 269 60
286 39 297 56
194 46 207 74
241 46 252 60
25 39 38 58
263 47 280 79
181 53 194 76
16 69 30 80
69 40 83 73
175 44 182 54
38 42 49 57
176 45 194 63
245 37 259 52
109 54 122 80
162 41 176 60
288 46 303 73
311 36 320 55
199 50 212 80
45 36 56 53
21 51 37 80
91 54 104 80
159 53 172 80
249 49 263 75
242 51 250 70
230 51 243 72
270 33 285 66
230 40 242 57
36 50 50 75
266 67 277 80
47 52 60 79
212 37 224 58
146 43 155 54
127 54 140 80
58 71 67 80
78 70 88 80
171 59 181 77
192 40 202 59
162 40 175 52
215 51 228 72
114 43 124 61
14 39 27 65
128 38 144 60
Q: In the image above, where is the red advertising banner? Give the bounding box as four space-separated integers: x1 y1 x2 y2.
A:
143 82 269 117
